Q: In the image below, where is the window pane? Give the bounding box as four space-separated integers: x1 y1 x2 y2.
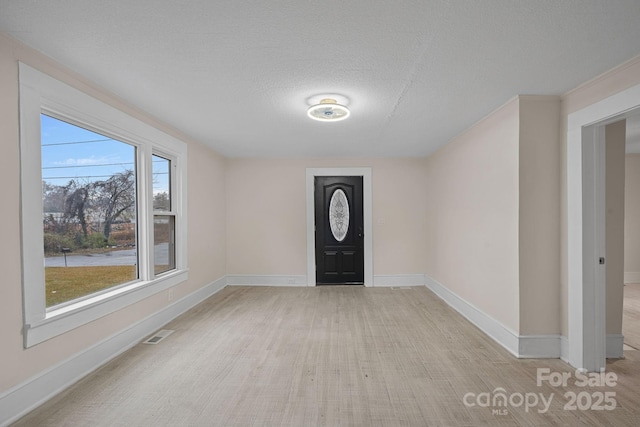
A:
152 155 171 211
42 114 138 307
154 215 175 274
329 188 349 242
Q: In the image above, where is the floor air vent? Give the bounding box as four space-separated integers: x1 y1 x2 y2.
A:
390 286 413 290
142 329 174 345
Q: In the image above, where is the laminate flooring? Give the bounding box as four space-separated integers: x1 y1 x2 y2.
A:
623 283 640 351
12 286 640 426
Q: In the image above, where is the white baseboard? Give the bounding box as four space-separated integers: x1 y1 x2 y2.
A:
0 276 227 427
423 275 620 361
424 275 566 359
607 334 624 358
424 275 520 357
558 334 624 361
373 274 427 287
560 335 570 363
624 272 640 284
226 275 308 286
226 274 428 287
518 335 562 358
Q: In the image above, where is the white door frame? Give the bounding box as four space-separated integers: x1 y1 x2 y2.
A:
306 168 373 287
567 83 640 371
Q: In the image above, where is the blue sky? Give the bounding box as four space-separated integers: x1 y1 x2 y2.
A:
41 114 168 194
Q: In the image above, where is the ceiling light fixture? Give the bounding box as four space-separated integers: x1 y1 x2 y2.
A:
307 98 350 122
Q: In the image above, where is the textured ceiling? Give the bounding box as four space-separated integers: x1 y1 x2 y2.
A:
1 1 640 157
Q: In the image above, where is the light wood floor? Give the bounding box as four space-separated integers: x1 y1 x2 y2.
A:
13 286 640 426
623 283 640 351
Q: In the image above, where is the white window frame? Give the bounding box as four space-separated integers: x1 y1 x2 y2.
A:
151 151 178 275
19 63 188 348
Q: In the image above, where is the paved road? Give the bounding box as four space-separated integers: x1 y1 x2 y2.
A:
45 244 168 267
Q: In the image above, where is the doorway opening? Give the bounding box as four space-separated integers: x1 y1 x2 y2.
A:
622 114 640 354
567 83 640 372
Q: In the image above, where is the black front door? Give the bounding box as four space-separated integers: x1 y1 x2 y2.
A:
314 176 364 285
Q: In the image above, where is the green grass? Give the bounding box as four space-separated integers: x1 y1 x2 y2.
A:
45 266 137 307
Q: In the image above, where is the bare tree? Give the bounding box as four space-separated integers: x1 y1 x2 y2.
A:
93 169 135 241
63 179 91 238
153 191 170 210
43 181 68 234
42 181 66 213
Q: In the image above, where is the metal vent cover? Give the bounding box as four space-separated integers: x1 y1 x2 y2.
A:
142 329 174 345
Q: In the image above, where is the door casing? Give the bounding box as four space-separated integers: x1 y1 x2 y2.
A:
306 168 372 287
567 82 640 371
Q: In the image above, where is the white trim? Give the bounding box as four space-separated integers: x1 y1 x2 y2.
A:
306 168 373 287
226 275 307 287
424 275 566 358
560 335 570 363
0 277 226 427
518 335 561 358
581 124 607 371
424 275 520 357
225 274 429 287
373 274 426 287
566 82 640 372
567 83 640 130
624 272 640 284
25 271 188 347
18 63 189 347
606 334 624 359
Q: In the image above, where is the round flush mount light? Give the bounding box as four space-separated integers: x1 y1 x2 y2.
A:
307 98 350 122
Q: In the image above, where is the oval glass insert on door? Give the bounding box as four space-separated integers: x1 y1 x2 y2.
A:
329 188 349 242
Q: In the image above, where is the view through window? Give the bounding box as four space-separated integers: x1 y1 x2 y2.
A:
152 154 176 274
42 114 138 307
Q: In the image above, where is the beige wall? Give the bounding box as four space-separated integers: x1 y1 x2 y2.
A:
518 96 561 335
422 95 563 336
424 98 520 333
0 34 227 392
625 154 640 281
605 121 626 335
225 157 428 277
560 56 640 335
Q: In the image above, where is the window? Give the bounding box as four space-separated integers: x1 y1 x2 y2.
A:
20 63 188 347
42 115 139 307
152 154 176 275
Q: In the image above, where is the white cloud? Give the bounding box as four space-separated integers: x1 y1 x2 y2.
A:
54 155 118 166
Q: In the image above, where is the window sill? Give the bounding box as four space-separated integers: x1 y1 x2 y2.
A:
24 269 188 348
